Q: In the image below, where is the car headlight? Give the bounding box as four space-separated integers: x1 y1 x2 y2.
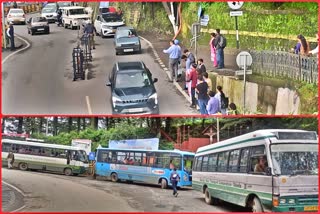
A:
149 93 158 105
279 199 286 204
288 199 295 204
112 97 122 108
102 25 111 29
115 43 121 47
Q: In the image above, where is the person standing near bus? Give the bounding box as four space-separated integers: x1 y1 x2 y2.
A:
170 168 180 197
7 151 15 169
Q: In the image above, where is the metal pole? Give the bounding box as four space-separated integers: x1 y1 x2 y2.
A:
195 29 197 60
235 16 239 50
2 3 7 49
216 118 220 142
243 55 247 113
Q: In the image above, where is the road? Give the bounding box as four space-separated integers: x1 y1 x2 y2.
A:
2 13 195 115
2 168 247 212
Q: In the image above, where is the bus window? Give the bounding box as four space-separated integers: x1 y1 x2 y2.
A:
195 156 203 171
183 155 194 172
154 153 170 168
117 152 127 164
249 146 267 173
217 151 229 172
228 149 240 172
208 154 218 172
134 152 143 166
239 148 250 173
202 156 209 172
170 156 182 170
97 150 109 162
2 143 12 152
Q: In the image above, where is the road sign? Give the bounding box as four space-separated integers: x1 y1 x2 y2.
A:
236 51 253 69
200 14 209 26
235 70 252 75
192 23 201 36
230 11 243 17
227 1 244 10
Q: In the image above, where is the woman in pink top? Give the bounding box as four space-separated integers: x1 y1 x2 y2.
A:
209 33 218 67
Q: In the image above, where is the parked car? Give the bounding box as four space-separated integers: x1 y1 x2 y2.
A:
27 17 50 35
94 13 124 38
107 61 159 115
6 8 26 25
62 6 90 29
114 26 141 55
41 7 57 23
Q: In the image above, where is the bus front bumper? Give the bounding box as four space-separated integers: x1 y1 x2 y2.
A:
272 205 318 212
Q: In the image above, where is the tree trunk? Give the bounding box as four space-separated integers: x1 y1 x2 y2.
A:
77 118 81 132
68 118 73 132
17 117 23 134
82 118 86 130
162 2 177 34
165 117 171 133
53 117 58 136
39 118 43 133
91 117 99 130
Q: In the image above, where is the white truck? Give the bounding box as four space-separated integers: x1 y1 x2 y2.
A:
62 6 90 29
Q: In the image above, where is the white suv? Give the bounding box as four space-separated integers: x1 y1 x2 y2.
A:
94 13 124 38
62 6 90 29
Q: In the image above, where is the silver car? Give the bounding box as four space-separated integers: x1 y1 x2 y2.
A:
114 26 141 55
27 17 50 35
7 8 26 25
41 7 58 23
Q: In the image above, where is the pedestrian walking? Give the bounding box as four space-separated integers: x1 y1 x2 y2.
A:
7 151 15 169
187 63 198 108
170 168 180 197
7 22 15 51
83 20 96 50
209 33 218 67
214 29 227 69
163 40 182 82
196 74 209 115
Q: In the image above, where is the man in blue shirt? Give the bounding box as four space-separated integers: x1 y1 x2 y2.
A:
6 22 15 51
163 40 182 82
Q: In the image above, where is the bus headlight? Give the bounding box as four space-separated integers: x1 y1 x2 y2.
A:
288 199 295 204
273 195 279 207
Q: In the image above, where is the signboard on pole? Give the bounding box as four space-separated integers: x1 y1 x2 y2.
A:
99 2 109 8
200 15 209 26
71 139 92 155
227 1 244 10
191 23 201 36
236 51 253 69
109 138 159 150
230 11 243 17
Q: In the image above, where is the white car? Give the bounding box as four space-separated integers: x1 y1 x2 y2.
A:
7 8 26 25
94 13 125 38
62 6 90 29
41 7 57 23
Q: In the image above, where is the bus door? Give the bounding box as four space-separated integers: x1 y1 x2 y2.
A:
181 155 194 185
95 150 115 177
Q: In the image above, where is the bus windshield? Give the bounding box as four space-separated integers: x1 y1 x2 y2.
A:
78 150 89 163
183 155 194 173
271 144 318 176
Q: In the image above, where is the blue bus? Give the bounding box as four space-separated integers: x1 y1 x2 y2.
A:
95 148 195 189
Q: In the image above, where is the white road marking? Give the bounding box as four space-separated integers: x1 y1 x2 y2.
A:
11 205 27 213
2 34 30 65
86 96 93 115
2 180 26 197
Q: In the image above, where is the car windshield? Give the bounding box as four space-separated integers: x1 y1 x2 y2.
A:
183 155 194 173
33 17 47 22
102 14 122 22
58 2 72 7
78 150 88 163
271 144 318 176
115 71 151 89
45 4 57 8
69 9 85 15
42 8 55 13
10 9 24 14
117 29 137 39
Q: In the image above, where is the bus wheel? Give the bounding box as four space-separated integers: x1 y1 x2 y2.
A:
160 179 167 189
252 197 263 212
111 173 118 182
19 163 28 171
204 188 214 205
64 168 73 176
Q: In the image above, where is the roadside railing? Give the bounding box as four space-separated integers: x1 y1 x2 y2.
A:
249 50 318 84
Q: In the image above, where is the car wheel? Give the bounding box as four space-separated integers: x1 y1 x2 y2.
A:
19 162 28 171
115 51 119 55
101 30 105 38
63 22 67 28
160 179 167 189
27 29 30 34
64 168 73 176
23 21 26 25
31 30 34 35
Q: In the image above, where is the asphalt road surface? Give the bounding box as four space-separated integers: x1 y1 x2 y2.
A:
2 13 195 115
2 168 247 212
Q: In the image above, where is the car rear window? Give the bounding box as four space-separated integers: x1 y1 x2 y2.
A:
117 29 137 38
10 9 24 14
102 14 122 22
115 72 151 88
33 17 47 22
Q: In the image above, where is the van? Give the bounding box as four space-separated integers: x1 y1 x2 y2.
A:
62 6 90 29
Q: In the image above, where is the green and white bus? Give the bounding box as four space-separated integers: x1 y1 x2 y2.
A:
2 138 89 176
192 129 318 212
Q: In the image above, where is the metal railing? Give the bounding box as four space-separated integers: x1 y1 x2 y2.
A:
249 50 318 84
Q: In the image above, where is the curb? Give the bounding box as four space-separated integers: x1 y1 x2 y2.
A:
2 35 31 65
139 36 192 104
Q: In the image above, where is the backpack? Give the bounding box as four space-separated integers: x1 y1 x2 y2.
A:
219 35 227 49
171 172 179 181
221 93 229 109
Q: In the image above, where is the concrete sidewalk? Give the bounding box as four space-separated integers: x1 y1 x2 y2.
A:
2 36 25 60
